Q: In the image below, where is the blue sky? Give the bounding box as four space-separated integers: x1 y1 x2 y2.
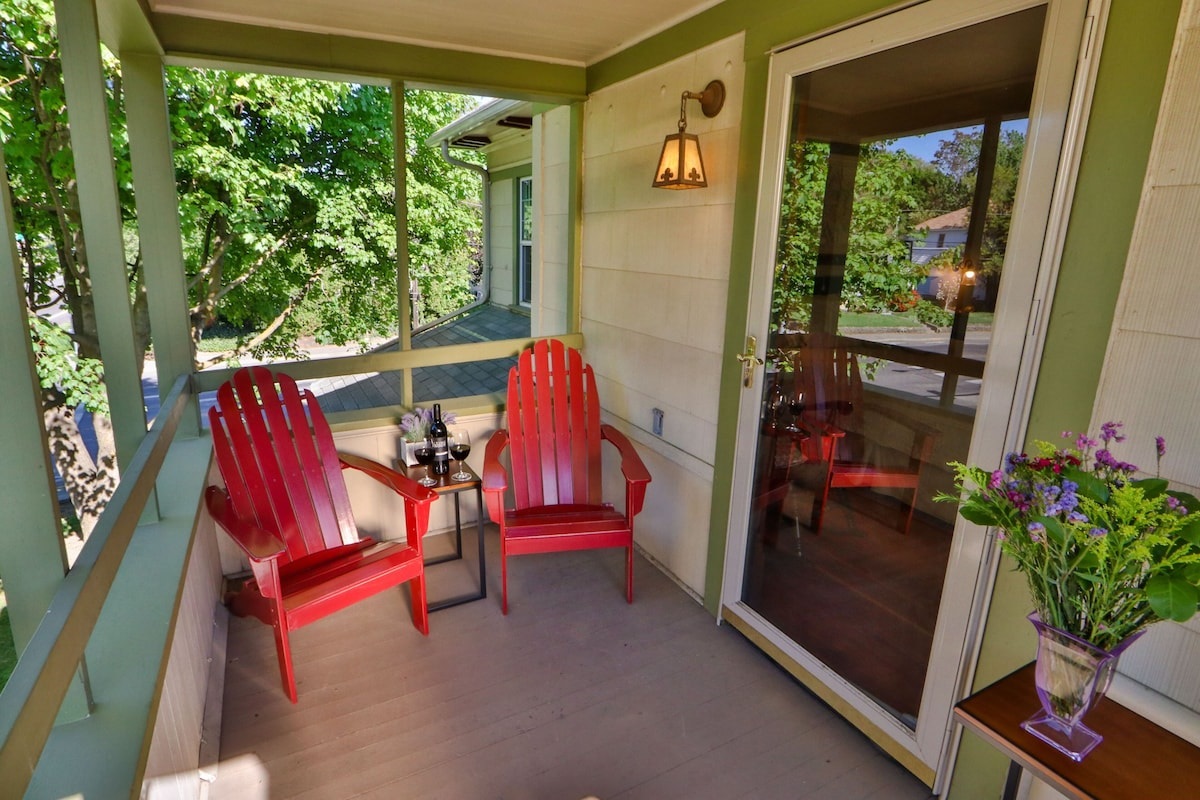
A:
888 119 1029 164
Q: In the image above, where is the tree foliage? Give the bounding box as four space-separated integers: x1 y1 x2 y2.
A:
774 140 927 329
772 125 1026 331
1 0 484 535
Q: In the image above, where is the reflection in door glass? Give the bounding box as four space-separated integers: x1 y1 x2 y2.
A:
742 7 1045 728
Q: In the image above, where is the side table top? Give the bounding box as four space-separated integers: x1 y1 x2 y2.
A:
394 460 480 492
954 663 1200 800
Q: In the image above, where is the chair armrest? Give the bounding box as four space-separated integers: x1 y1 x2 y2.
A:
601 424 651 519
482 430 510 523
600 425 651 485
204 486 285 562
338 452 437 506
482 430 510 494
339 452 438 547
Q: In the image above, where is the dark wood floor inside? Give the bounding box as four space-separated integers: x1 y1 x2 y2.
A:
745 485 954 722
211 524 933 799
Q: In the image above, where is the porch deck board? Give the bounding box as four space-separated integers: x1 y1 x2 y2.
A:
212 525 931 799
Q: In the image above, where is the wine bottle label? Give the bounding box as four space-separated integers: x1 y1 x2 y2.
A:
432 435 449 474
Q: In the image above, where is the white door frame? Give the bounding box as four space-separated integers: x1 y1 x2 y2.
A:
719 0 1105 786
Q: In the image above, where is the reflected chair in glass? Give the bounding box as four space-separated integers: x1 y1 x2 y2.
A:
793 332 938 535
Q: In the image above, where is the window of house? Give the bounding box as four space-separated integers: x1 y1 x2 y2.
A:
518 176 533 306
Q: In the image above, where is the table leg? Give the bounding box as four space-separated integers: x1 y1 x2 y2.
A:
475 483 486 599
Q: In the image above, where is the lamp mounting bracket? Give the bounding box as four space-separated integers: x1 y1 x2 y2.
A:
683 80 726 119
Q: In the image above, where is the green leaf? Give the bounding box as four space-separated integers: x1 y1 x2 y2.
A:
1064 466 1109 503
1132 478 1168 498
1147 574 1200 622
1177 518 1200 547
1167 490 1200 511
960 505 1000 526
1040 516 1068 545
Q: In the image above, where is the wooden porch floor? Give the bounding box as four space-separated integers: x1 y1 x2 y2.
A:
210 526 934 799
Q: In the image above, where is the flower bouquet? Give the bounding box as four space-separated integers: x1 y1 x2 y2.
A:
398 406 456 465
939 422 1200 759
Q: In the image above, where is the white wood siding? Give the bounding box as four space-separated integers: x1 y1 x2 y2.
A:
142 480 225 799
1092 0 1200 724
580 34 745 595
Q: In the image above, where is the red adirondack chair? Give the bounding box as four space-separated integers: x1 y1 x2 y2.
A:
206 366 437 702
483 340 651 613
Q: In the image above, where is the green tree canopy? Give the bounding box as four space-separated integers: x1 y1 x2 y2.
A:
1 0 485 534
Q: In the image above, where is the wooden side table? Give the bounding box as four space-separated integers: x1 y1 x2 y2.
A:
954 662 1200 800
397 461 487 611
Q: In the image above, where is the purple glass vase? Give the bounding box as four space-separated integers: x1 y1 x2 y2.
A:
1021 613 1143 761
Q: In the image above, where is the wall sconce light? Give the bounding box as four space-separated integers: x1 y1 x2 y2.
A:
652 80 726 189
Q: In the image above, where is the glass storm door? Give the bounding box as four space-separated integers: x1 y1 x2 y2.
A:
721 0 1092 783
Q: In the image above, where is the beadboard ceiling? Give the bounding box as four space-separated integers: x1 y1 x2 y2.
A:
145 0 724 65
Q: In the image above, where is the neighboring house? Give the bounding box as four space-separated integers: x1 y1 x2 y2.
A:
911 207 969 266
427 99 536 314
4 2 1200 800
909 207 984 302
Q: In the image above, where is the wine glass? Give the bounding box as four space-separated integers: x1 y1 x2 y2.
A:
450 430 472 481
787 390 805 431
413 437 437 487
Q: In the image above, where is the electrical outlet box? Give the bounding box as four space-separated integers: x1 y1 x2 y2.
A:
652 408 664 436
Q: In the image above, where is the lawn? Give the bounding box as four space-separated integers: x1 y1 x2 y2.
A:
838 310 995 330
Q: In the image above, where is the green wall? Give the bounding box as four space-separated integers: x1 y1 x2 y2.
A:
589 0 1183 795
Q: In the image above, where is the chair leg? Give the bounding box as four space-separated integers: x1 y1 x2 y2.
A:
899 487 919 535
811 468 834 535
273 620 298 704
409 574 429 635
626 544 634 604
501 542 509 615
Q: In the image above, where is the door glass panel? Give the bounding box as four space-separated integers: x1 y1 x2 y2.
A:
741 7 1045 728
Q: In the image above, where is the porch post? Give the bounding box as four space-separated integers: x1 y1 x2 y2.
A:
54 0 149 470
0 147 92 719
809 141 860 337
394 81 414 406
566 101 584 333
123 51 199 436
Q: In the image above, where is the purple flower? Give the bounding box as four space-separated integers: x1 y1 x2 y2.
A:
1167 496 1189 515
989 470 1004 490
1088 527 1108 537
1067 511 1088 524
1156 436 1167 458
1075 434 1099 451
1027 521 1045 543
1100 421 1126 444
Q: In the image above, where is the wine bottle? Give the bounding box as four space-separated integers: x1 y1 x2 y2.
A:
429 403 450 475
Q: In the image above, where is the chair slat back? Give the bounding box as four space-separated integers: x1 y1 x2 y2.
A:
506 340 603 509
209 367 357 563
796 332 866 459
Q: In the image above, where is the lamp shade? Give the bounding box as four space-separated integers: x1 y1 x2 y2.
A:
652 131 707 189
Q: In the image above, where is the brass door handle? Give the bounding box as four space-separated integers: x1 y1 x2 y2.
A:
736 335 764 388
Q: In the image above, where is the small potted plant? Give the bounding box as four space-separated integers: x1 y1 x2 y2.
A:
398 406 456 465
939 423 1200 760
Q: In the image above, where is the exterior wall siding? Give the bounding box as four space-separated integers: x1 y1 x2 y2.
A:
490 176 516 308
1093 0 1200 723
581 34 745 595
143 500 224 799
533 107 571 337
